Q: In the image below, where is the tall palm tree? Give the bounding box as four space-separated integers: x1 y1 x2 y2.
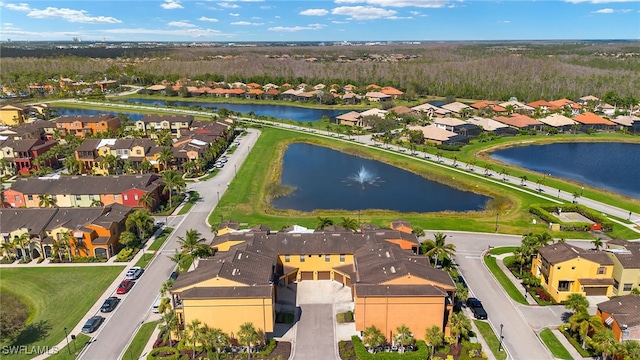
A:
158 147 174 171
588 329 616 360
592 238 604 251
449 312 471 344
395 324 413 346
338 217 359 231
238 322 259 358
1 241 17 261
315 217 334 230
139 159 152 174
101 153 118 175
159 310 179 347
177 229 208 267
162 170 185 209
126 209 153 241
184 319 204 360
512 247 528 276
38 194 57 208
168 249 185 271
425 325 444 357
569 310 604 349
564 293 589 314
138 192 156 211
16 233 33 262
422 232 456 268
201 325 229 360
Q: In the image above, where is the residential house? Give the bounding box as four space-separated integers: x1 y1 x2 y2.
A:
342 92 359 105
3 174 165 211
604 239 640 296
538 114 577 132
407 125 468 146
465 117 516 136
380 87 404 99
387 106 415 118
245 89 264 99
531 242 615 302
596 295 640 342
432 118 482 138
360 108 388 120
0 138 58 175
335 111 364 128
146 85 166 94
365 92 392 103
411 103 452 118
493 114 543 132
549 99 582 116
611 115 640 134
56 114 121 137
470 101 506 115
440 102 472 116
498 100 535 113
573 112 617 132
263 89 280 100
280 89 302 101
578 95 601 104
7 120 56 140
0 104 29 126
135 114 194 137
170 221 454 341
527 100 555 114
216 220 240 236
0 207 57 259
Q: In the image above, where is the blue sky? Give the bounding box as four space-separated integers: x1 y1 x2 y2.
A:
0 0 638 42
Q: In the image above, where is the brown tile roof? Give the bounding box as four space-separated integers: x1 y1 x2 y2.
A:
356 284 448 297
140 114 194 124
0 208 58 235
538 243 614 265
76 139 102 151
605 243 640 269
493 114 542 128
597 295 640 328
579 278 615 285
181 285 273 299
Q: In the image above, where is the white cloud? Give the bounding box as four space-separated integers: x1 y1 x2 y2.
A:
161 0 183 9
27 7 122 23
169 21 197 27
104 27 228 38
565 0 639 3
334 0 450 8
198 16 219 22
300 8 329 16
593 7 615 12
332 20 348 24
4 3 31 11
218 2 240 8
230 21 263 25
229 12 240 16
332 6 397 20
268 23 325 32
499 20 511 23
409 10 420 15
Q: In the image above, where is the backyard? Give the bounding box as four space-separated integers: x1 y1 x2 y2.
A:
0 266 124 360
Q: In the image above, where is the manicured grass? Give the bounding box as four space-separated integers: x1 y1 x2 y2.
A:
177 192 199 215
484 255 528 305
558 328 594 357
226 145 237 154
196 168 219 181
47 333 91 360
539 328 573 360
0 267 124 360
123 320 159 360
474 320 507 360
148 227 174 251
134 252 154 268
489 246 518 255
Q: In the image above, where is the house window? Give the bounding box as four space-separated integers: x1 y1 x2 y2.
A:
284 255 290 263
558 281 571 292
136 150 142 155
27 195 33 200
134 194 139 201
340 254 345 263
623 283 632 292
123 195 128 200
14 195 20 202
557 266 561 270
88 194 94 200
299 255 305 262
597 267 606 275
571 267 575 270
76 195 82 201
114 194 120 200
325 255 331 262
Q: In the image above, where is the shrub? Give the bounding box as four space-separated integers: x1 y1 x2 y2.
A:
535 289 552 302
147 347 180 359
351 336 429 359
114 248 138 262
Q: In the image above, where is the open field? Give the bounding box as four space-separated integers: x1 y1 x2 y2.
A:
208 127 638 238
0 266 124 360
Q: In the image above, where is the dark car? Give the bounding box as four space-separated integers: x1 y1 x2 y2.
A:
466 297 488 320
81 316 105 334
169 271 179 281
100 296 120 313
116 279 134 294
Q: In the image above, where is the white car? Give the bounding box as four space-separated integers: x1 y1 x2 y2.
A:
125 266 144 280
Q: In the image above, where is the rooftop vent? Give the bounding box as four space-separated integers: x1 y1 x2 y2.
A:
390 266 396 273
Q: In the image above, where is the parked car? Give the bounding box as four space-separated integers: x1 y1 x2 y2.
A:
117 279 135 294
100 297 121 313
125 266 144 280
81 316 105 333
466 297 488 320
169 271 179 281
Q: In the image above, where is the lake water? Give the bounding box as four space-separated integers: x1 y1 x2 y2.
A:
122 98 348 122
52 107 145 122
271 143 490 212
491 142 640 199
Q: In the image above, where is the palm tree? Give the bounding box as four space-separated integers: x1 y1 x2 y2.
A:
422 232 456 268
158 148 174 171
126 209 153 241
591 238 604 251
159 310 179 347
572 191 581 203
160 279 175 297
520 175 528 186
63 157 82 175
338 217 359 231
162 170 185 209
395 324 413 346
138 192 156 211
535 232 554 247
569 310 604 349
178 229 207 255
101 153 118 175
168 249 185 271
564 293 589 313
315 217 333 230
184 319 204 360
90 198 104 207
1 241 17 261
201 325 229 360
238 322 259 358
38 194 57 208
139 159 152 174
512 246 528 276
16 233 33 262
588 329 615 360
362 325 386 348
425 325 444 357
449 312 471 344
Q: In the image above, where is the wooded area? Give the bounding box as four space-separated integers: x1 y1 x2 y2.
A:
2 41 639 102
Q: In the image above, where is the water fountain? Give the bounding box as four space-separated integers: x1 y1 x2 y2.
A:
347 166 382 188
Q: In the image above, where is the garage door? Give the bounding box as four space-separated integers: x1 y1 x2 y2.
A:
300 271 314 281
584 287 608 296
318 271 331 280
334 272 344 284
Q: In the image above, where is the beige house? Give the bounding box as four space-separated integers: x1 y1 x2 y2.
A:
604 239 640 296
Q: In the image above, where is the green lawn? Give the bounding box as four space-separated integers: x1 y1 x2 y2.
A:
123 320 159 360
474 320 507 360
148 227 174 251
47 334 91 360
539 328 573 360
484 255 528 305
489 246 518 255
134 253 154 268
0 266 124 360
177 192 199 215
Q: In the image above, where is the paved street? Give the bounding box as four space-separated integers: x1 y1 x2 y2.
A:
77 129 260 360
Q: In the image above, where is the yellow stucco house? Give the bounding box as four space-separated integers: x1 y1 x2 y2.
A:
170 221 454 342
0 104 29 126
531 243 615 303
603 239 640 296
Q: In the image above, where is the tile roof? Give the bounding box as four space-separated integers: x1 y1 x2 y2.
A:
181 285 273 299
493 114 542 128
466 117 509 131
441 102 471 113
407 125 457 142
56 114 119 124
355 284 448 297
0 208 58 235
9 174 161 195
605 242 640 269
140 114 194 124
538 114 576 127
573 112 616 126
537 243 614 265
597 295 640 328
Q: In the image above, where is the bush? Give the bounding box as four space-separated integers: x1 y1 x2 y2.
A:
114 247 138 262
351 336 429 359
337 311 354 323
530 204 614 232
147 347 180 359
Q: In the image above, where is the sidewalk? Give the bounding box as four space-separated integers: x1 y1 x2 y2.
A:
550 328 591 360
492 253 538 306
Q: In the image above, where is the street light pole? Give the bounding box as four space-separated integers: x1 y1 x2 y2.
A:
495 211 499 233
217 191 220 203
64 327 71 354
498 324 504 352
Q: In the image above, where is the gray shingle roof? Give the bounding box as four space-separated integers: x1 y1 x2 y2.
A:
538 243 613 266
598 295 640 328
9 174 161 195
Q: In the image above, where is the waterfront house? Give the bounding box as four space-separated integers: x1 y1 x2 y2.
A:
573 112 617 132
611 115 640 134
135 114 194 137
407 125 468 146
465 116 516 136
335 111 364 128
493 114 543 132
538 114 577 132
56 114 121 137
0 104 29 126
365 92 392 103
411 103 451 118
